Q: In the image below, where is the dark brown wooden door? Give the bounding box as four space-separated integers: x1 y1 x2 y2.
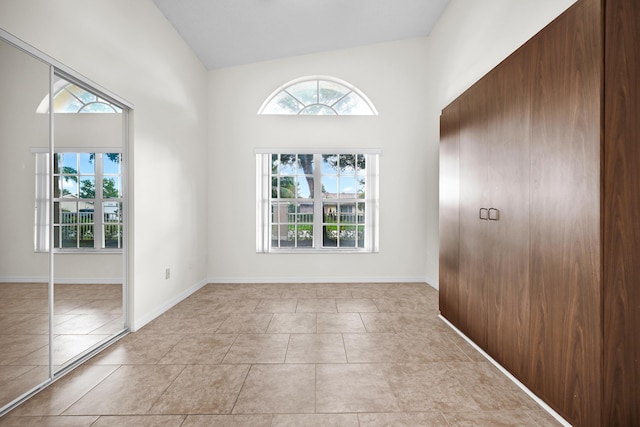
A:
603 0 640 424
528 0 603 424
485 49 531 383
458 79 489 348
439 102 460 325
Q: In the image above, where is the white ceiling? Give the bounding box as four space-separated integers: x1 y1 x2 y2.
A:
152 0 450 70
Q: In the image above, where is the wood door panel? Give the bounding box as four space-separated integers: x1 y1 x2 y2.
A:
529 0 602 425
485 49 531 382
439 102 460 324
603 0 640 424
458 80 489 347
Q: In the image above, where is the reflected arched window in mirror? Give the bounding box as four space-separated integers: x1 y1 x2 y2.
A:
36 81 123 114
258 76 378 116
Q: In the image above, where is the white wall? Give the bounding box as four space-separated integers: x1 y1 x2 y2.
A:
422 0 578 286
207 39 433 284
0 0 209 329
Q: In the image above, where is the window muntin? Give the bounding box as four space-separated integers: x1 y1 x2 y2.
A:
38 152 123 251
258 76 378 116
258 151 379 253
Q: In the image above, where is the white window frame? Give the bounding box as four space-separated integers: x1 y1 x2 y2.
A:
34 149 124 252
256 149 380 253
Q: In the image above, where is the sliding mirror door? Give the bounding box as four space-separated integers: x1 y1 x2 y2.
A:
0 38 52 409
0 30 130 414
51 75 126 371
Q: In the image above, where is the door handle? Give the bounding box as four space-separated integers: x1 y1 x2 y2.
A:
479 208 489 220
488 208 500 221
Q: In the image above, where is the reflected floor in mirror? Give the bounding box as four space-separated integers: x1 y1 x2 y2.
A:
0 283 123 409
0 282 562 426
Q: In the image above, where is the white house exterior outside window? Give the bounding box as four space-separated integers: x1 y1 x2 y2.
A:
256 150 379 253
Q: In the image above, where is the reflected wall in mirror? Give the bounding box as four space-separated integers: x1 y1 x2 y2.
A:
51 76 126 371
0 38 51 409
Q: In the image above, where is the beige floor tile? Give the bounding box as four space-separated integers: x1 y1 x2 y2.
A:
316 289 354 298
10 364 119 416
253 299 297 313
54 315 120 335
216 313 274 334
149 365 250 414
280 289 317 299
272 413 359 426
182 414 273 427
296 298 337 313
89 332 183 365
63 365 185 415
359 313 397 333
88 415 186 427
0 416 98 426
232 364 315 414
446 361 538 411
222 334 289 364
336 298 378 313
0 366 49 409
316 313 366 333
373 297 433 313
266 313 316 333
285 334 347 363
358 412 449 426
382 363 482 412
0 335 49 365
315 364 399 413
444 410 561 426
157 334 236 364
20 335 111 366
141 310 230 335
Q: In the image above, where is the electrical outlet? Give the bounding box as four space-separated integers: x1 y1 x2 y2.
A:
165 268 170 280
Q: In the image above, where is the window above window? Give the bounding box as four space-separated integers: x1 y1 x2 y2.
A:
36 81 122 114
258 76 378 116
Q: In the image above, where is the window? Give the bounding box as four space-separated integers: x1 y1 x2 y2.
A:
35 151 123 251
36 81 123 114
257 151 379 252
258 76 378 116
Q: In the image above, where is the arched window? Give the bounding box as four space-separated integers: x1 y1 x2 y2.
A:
36 81 122 114
258 76 378 116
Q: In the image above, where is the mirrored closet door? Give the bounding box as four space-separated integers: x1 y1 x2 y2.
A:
0 31 131 414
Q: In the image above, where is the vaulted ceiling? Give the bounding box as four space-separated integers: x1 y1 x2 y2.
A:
152 0 450 70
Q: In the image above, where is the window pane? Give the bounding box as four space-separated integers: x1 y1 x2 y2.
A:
61 225 77 248
79 223 94 248
339 226 357 247
319 80 349 105
60 202 77 225
297 224 313 247
103 177 120 198
357 203 366 224
357 154 367 175
338 154 357 173
104 153 121 174
79 153 94 174
340 204 358 224
262 91 303 115
295 202 314 224
333 93 374 115
300 105 335 115
79 177 95 198
279 177 296 198
297 176 312 198
287 81 317 106
357 177 366 199
339 176 356 198
321 155 339 174
358 225 365 247
322 176 337 197
59 153 78 173
323 224 338 247
59 176 78 198
323 203 338 223
279 154 297 175
298 154 314 173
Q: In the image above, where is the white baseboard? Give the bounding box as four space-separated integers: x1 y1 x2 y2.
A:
206 276 428 285
438 315 571 427
131 278 208 332
0 276 122 285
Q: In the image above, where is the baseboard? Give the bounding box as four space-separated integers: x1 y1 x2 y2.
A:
206 276 428 285
438 315 571 427
0 276 122 285
131 278 208 332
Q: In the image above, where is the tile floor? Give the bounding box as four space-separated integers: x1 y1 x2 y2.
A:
0 282 560 426
0 283 124 412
